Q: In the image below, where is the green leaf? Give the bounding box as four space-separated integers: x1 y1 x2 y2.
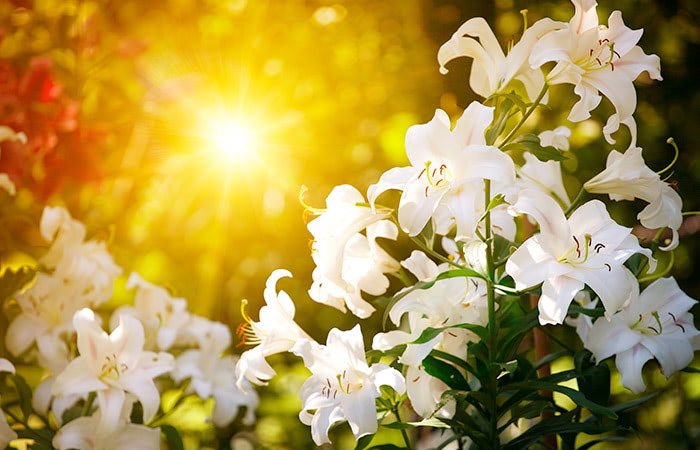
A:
568 303 605 318
575 350 610 407
681 366 700 373
367 445 406 450
412 322 488 345
504 381 617 419
608 391 662 414
366 344 406 361
355 433 375 450
161 424 185 450
503 413 625 450
503 134 567 162
130 400 144 424
0 265 36 304
422 355 470 391
577 436 629 450
534 351 568 371
10 373 33 420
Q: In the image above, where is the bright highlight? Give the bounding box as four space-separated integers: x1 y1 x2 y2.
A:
207 118 254 161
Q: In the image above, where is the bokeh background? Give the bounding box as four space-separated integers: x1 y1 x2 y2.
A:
0 0 698 448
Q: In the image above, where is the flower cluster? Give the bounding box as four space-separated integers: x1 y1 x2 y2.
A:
231 0 697 447
1 205 258 449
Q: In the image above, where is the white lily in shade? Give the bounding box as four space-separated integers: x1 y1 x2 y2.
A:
308 185 392 292
292 325 405 445
372 251 488 418
0 358 17 449
585 278 699 393
584 147 682 250
539 126 572 151
530 0 662 143
112 272 191 351
506 189 655 325
235 270 313 388
438 16 563 101
517 153 570 208
368 102 516 240
173 318 258 426
53 399 160 450
52 309 174 432
310 220 400 318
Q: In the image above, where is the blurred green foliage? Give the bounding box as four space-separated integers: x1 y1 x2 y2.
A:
0 0 698 448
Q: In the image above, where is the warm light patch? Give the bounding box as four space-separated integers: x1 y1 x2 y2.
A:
207 118 254 162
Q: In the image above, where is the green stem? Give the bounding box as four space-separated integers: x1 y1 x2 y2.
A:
564 187 586 216
498 84 549 147
82 391 96 417
5 408 54 445
408 234 469 271
393 404 412 449
484 180 500 450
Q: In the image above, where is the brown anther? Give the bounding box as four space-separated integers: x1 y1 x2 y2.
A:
669 180 679 191
594 243 605 253
342 370 346 379
322 386 326 395
648 326 659 334
425 185 430 197
573 235 581 258
596 57 602 65
432 168 438 177
346 383 350 393
676 323 686 332
418 168 426 179
333 390 338 399
412 376 420 383
327 378 331 388
604 263 612 271
440 164 447 174
590 48 594 56
613 50 621 59
669 312 677 321
602 38 609 44
610 62 614 71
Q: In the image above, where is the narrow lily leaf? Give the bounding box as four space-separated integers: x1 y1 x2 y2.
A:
411 322 488 345
681 366 700 374
607 391 662 414
503 134 567 162
505 381 617 419
423 355 470 391
10 373 33 420
161 424 185 450
567 303 605 318
355 433 375 450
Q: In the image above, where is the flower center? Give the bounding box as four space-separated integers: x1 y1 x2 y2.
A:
320 370 363 399
419 160 454 197
100 353 128 380
557 234 611 270
574 38 620 72
632 311 686 335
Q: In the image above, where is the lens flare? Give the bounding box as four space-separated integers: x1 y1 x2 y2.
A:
208 118 254 162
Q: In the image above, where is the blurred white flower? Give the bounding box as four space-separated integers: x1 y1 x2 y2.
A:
585 278 699 393
6 206 121 363
538 126 572 151
368 102 516 240
173 319 258 426
0 359 17 449
112 272 191 351
53 398 160 450
292 325 405 445
530 0 662 144
310 220 399 318
584 147 682 250
52 309 173 432
235 270 312 388
506 190 654 325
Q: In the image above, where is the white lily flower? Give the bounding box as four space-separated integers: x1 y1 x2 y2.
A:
539 126 572 151
52 309 174 432
438 16 563 101
6 207 121 362
292 325 405 445
235 270 312 388
517 152 570 208
173 320 258 426
112 272 191 351
373 251 487 418
585 277 699 393
506 189 655 325
53 398 160 450
368 102 516 240
310 220 400 318
584 147 682 250
0 359 17 449
308 185 392 292
530 0 662 143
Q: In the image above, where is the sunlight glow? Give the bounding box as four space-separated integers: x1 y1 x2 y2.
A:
208 119 254 161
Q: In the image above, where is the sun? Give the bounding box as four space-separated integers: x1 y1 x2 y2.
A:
207 118 254 162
